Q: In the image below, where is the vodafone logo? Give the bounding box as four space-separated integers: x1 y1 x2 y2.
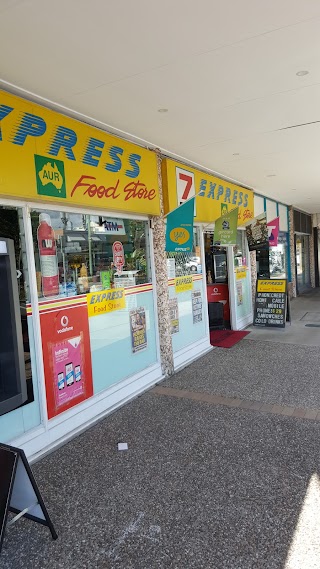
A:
213 287 219 293
61 315 69 327
57 314 73 334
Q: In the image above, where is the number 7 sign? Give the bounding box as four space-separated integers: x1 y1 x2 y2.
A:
176 167 195 205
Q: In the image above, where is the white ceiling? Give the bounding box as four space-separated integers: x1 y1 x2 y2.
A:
1 0 320 212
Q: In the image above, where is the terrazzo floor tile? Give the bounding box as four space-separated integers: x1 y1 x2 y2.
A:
2 392 320 569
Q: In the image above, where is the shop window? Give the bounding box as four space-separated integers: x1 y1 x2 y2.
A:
269 233 288 279
31 211 151 299
0 206 34 411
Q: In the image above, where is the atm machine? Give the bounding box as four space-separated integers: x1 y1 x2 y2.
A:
0 237 27 416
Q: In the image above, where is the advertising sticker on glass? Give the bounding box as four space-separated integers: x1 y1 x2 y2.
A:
169 298 179 334
129 307 147 353
192 290 203 324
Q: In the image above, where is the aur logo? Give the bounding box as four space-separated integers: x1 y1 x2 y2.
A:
34 155 66 198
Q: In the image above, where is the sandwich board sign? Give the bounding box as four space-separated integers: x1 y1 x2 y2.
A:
0 443 57 554
253 279 291 328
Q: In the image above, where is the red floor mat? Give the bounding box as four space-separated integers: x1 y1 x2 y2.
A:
210 329 250 348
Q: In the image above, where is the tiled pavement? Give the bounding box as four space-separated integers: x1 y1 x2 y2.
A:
2 292 320 567
152 386 320 421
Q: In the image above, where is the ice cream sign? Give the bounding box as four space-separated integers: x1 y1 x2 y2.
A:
112 241 125 274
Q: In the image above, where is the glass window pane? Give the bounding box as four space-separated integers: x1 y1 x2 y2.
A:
31 210 151 300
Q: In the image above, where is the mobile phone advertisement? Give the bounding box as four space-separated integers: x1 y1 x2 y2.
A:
39 297 93 419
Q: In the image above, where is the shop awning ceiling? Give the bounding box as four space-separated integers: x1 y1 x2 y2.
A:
1 1 320 213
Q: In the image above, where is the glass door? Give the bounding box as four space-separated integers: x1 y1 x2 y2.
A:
296 234 311 293
228 230 253 330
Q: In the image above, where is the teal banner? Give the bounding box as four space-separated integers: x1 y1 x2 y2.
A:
214 207 238 246
165 198 195 252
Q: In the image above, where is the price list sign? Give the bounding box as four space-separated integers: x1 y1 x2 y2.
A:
253 279 287 328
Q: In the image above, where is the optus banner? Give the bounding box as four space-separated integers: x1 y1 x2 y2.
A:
162 158 254 225
165 198 195 252
0 90 160 215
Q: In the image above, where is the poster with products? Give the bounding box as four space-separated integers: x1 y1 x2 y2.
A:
192 290 203 324
129 307 147 353
169 298 179 334
52 336 84 409
40 300 93 418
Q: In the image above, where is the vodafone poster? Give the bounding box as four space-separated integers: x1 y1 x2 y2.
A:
40 298 93 419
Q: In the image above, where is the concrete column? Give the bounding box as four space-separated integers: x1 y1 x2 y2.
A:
288 207 296 298
309 229 315 288
250 250 257 307
151 150 174 377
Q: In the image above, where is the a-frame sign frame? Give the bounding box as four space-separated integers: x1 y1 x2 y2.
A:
0 443 57 554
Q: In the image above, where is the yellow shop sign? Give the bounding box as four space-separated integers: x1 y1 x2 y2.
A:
257 280 286 293
87 289 126 317
0 91 160 215
162 158 254 225
175 275 193 294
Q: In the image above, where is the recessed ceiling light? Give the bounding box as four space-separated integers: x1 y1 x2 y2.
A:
296 70 309 76
158 108 168 113
291 188 297 191
233 153 240 156
267 174 276 177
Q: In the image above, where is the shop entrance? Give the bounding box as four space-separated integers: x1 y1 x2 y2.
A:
204 230 253 332
295 234 311 294
205 233 230 330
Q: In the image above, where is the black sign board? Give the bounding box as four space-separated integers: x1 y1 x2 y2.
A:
0 444 57 554
253 279 288 328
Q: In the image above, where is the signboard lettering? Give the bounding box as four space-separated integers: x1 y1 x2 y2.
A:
0 91 160 215
253 279 289 328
